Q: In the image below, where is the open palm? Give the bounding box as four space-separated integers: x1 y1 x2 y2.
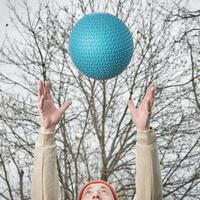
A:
38 80 72 131
128 83 155 131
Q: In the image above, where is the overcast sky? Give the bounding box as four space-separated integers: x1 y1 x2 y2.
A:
0 0 200 72
1 0 200 44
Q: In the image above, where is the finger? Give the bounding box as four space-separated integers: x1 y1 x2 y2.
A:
145 83 155 100
127 100 137 113
59 100 72 114
147 84 156 106
145 99 152 113
149 88 155 106
147 83 155 93
39 95 45 111
45 81 51 99
38 80 44 100
148 84 155 105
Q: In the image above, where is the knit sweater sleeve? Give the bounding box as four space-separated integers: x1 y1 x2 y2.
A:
133 129 163 200
31 129 60 200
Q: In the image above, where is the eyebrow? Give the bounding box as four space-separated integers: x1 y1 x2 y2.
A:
84 186 109 192
100 186 109 190
85 186 92 192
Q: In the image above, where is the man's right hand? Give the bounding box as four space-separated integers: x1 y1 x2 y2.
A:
38 80 72 133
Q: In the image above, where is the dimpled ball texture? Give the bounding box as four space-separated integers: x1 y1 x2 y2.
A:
69 12 133 80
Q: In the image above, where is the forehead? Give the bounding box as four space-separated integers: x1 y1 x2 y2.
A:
84 183 111 191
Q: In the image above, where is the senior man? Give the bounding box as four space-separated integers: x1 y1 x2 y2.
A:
31 81 163 200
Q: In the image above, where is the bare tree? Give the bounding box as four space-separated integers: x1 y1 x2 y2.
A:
0 0 200 199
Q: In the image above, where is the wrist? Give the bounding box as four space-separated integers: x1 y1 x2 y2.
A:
41 126 55 134
136 125 150 132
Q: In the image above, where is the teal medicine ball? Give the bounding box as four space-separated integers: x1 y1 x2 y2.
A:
69 12 133 80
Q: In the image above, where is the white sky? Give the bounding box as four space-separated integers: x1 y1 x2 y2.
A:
0 0 200 72
1 0 200 43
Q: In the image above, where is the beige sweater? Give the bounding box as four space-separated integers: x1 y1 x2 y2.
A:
31 129 163 200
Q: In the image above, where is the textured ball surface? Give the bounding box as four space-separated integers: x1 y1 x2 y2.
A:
69 12 133 80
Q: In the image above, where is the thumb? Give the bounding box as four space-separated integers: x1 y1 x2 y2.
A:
59 100 72 114
127 100 137 114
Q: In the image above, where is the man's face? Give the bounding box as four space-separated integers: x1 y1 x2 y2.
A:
81 183 115 200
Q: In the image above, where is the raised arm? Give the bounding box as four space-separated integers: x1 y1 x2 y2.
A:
128 83 163 200
31 81 71 200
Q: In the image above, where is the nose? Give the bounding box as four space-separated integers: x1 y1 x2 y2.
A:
92 190 101 199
